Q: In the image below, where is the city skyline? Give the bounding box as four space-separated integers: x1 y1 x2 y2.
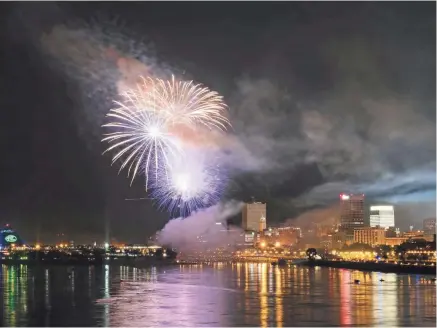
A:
0 2 434 243
2 194 430 246
1 190 433 245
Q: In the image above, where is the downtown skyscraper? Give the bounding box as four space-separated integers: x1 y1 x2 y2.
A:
339 193 365 231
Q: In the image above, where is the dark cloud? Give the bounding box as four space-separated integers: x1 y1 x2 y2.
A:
224 3 435 224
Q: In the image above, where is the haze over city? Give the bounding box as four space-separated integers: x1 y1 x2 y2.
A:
0 2 434 245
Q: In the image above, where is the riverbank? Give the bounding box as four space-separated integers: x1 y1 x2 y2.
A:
302 259 436 275
0 258 178 266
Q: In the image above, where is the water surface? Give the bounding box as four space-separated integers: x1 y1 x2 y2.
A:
0 263 435 326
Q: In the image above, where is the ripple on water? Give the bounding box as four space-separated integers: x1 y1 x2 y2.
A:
0 264 435 326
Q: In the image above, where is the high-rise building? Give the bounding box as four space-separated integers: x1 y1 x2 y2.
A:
242 202 267 232
340 193 365 231
369 205 395 229
353 227 386 246
423 218 436 235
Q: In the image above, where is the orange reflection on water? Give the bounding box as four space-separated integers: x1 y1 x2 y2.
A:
244 263 249 292
339 269 352 326
244 264 250 324
424 282 436 318
259 263 268 327
236 263 241 288
351 271 372 326
275 267 283 328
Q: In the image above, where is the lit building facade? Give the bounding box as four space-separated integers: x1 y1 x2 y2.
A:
258 226 301 247
340 193 365 231
259 215 267 232
423 218 436 235
369 205 395 229
403 230 425 239
384 237 408 247
242 202 266 232
353 227 386 246
277 226 301 244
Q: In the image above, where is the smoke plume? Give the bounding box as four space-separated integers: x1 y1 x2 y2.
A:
157 201 244 253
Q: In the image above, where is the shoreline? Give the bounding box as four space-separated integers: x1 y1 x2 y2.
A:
1 258 436 276
0 258 177 266
302 259 436 275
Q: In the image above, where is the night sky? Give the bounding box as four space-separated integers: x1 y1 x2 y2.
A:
0 2 435 244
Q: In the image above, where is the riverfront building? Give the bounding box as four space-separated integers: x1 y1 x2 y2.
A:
384 237 409 247
353 227 386 247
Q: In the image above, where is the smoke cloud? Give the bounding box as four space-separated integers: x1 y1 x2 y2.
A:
38 24 163 142
224 4 436 220
284 205 340 230
228 77 435 197
157 201 244 253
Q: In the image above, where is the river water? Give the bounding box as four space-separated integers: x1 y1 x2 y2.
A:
0 263 435 326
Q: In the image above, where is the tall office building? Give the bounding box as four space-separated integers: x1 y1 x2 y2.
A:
340 193 365 231
242 202 267 232
369 205 395 229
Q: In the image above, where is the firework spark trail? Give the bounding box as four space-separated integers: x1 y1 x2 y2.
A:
102 95 180 187
102 75 230 194
138 75 230 131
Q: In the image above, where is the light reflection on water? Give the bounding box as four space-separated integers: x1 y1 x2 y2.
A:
0 263 435 326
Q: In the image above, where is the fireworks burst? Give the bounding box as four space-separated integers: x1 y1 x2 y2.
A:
102 102 181 186
150 150 226 217
102 75 230 188
139 75 230 131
